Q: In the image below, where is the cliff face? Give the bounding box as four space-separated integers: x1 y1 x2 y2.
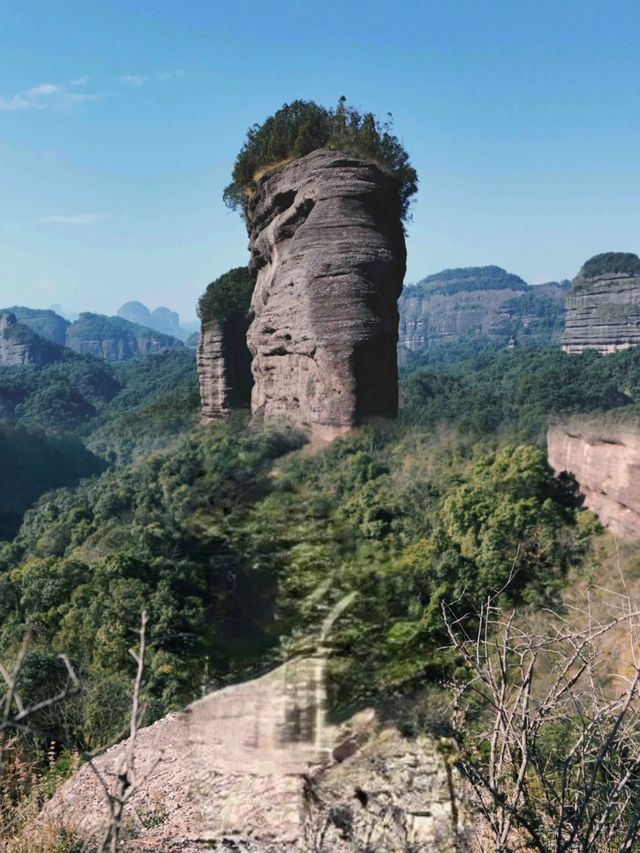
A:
398 267 567 358
65 313 184 362
562 273 640 353
548 421 640 539
246 149 406 440
40 656 465 851
1 306 69 346
197 316 252 419
0 312 64 366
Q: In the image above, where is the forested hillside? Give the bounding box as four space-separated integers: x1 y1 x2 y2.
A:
0 350 198 538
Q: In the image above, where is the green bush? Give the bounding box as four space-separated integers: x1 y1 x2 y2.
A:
579 252 640 278
224 98 418 222
198 267 254 325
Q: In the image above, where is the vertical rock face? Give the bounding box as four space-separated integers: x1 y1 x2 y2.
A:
246 149 406 440
562 254 640 354
0 311 63 366
548 420 640 539
197 316 252 420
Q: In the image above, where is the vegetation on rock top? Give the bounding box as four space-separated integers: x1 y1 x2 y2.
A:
406 265 527 297
579 252 640 279
223 98 418 222
198 267 255 325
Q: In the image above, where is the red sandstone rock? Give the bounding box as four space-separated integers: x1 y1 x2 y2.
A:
245 149 406 440
548 420 640 539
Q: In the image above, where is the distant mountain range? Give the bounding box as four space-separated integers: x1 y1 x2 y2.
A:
0 306 187 366
117 301 199 342
399 265 570 360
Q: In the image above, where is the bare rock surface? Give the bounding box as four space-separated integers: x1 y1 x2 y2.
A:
39 656 465 851
0 311 64 366
198 318 252 420
562 272 640 354
246 149 406 440
548 420 640 538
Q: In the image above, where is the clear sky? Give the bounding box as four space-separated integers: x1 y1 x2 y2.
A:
1 0 639 321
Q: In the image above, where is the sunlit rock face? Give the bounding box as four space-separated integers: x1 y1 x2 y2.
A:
197 316 252 420
245 149 406 441
562 254 640 354
39 656 466 851
548 420 640 539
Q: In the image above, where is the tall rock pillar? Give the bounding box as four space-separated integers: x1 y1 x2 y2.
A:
197 316 252 421
245 149 406 440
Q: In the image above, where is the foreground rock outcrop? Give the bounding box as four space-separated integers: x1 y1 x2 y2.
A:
548 420 640 538
399 267 567 360
0 311 64 366
562 253 640 354
40 656 466 851
246 149 406 440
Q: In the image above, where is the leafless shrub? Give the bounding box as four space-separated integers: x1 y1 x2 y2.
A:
85 610 164 853
443 586 640 852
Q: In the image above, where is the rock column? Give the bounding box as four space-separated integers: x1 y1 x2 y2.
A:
246 149 406 440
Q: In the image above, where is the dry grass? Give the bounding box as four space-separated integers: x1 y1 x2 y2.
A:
0 741 83 852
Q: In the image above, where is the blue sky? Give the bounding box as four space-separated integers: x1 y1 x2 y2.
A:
1 0 639 321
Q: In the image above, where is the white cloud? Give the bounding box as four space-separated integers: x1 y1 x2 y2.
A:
41 213 110 225
118 69 183 87
0 77 98 112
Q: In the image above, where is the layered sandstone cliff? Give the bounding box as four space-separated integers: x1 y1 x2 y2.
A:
246 149 406 439
0 311 64 366
562 254 640 354
40 656 465 851
548 420 640 539
398 267 567 359
197 267 254 421
197 316 252 419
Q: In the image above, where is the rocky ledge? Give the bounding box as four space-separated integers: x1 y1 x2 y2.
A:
548 420 640 539
246 149 406 440
38 656 466 851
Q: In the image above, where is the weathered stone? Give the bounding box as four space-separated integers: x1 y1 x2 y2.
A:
246 149 406 440
197 317 252 421
38 657 468 851
0 311 63 366
562 271 640 354
548 420 640 539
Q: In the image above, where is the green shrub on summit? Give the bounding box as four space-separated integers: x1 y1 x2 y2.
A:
224 98 418 222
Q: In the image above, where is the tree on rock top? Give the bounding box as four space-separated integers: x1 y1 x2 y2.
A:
579 252 640 278
198 267 255 325
223 98 418 223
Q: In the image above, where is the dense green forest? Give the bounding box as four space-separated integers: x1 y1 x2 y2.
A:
6 343 640 753
5 338 640 789
0 351 198 538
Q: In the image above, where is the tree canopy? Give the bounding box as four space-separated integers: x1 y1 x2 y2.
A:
579 252 640 278
198 267 255 325
223 98 418 222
